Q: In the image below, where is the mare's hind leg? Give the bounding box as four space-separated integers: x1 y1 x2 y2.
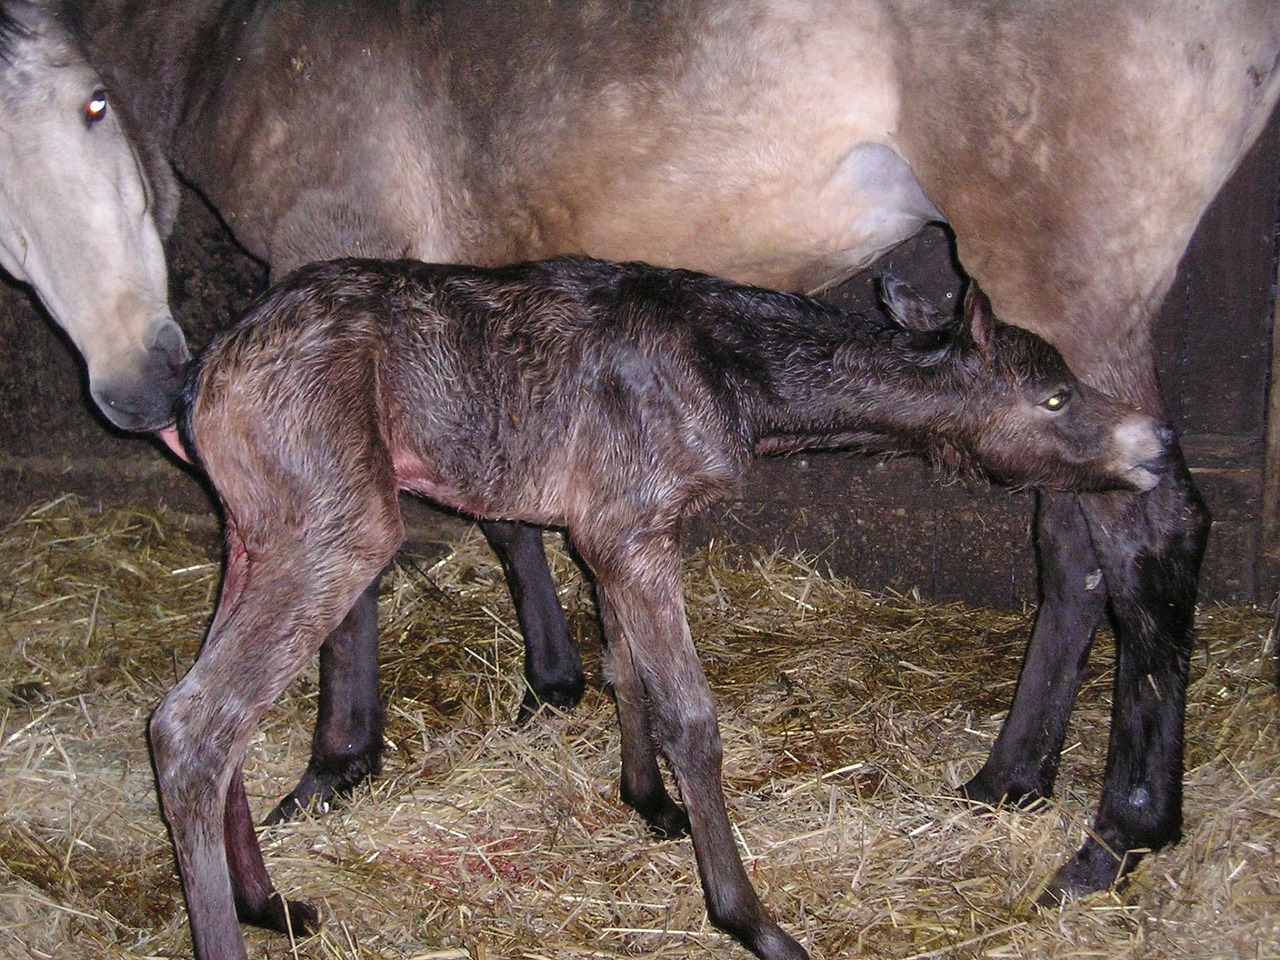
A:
271 518 584 823
265 579 384 825
481 519 585 719
959 492 1106 807
583 535 806 960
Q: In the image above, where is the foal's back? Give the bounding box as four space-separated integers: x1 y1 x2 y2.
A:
188 257 763 529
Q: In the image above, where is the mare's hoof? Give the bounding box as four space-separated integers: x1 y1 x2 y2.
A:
621 782 690 839
264 791 325 826
516 674 586 724
955 774 1047 812
1036 837 1134 906
239 893 322 937
739 922 811 960
263 759 377 825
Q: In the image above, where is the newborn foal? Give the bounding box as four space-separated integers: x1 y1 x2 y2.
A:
152 256 1169 960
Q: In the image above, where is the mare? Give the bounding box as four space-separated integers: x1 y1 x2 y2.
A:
0 0 185 432
71 0 1280 902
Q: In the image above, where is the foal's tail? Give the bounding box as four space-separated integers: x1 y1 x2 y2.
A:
159 351 205 472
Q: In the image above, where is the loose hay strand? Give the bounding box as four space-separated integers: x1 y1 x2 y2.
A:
0 497 1277 958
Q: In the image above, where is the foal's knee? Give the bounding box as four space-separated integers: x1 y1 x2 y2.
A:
150 695 225 821
149 695 190 778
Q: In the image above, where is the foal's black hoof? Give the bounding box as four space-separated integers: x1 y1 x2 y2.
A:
1036 837 1134 906
239 892 322 938
515 674 586 724
263 759 376 825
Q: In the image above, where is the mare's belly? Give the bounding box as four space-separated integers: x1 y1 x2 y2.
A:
520 138 941 295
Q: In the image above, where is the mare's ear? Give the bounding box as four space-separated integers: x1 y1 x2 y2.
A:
878 274 953 333
962 282 997 357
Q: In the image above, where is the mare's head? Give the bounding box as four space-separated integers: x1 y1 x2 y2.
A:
0 0 187 430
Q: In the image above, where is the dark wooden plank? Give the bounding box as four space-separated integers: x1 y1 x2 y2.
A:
1263 262 1280 589
1157 109 1280 441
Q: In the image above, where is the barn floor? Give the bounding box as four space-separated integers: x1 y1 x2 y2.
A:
0 498 1276 960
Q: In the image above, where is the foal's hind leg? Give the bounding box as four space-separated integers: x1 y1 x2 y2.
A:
151 563 334 958
152 515 400 958
583 537 806 960
226 765 320 934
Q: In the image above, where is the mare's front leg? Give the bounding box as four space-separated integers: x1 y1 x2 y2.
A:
586 537 807 960
1045 458 1208 899
962 458 1208 899
265 580 384 824
481 519 586 719
959 492 1106 807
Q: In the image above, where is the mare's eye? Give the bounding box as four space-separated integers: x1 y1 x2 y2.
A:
84 89 108 125
1040 388 1071 412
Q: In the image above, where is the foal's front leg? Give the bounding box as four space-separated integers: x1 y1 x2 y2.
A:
266 580 384 824
601 624 691 840
589 543 807 960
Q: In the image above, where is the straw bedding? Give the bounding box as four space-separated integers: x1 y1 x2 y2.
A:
0 497 1276 959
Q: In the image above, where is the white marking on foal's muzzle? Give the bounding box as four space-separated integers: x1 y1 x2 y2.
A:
1113 413 1168 492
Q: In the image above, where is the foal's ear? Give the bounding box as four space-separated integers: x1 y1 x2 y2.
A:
962 283 997 357
878 275 952 333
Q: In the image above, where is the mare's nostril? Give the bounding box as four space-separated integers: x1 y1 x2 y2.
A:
1157 424 1176 449
153 320 191 366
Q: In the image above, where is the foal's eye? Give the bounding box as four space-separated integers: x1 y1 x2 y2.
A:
1040 389 1071 412
84 89 108 125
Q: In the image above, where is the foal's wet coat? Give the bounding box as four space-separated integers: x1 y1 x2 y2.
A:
154 256 1169 960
